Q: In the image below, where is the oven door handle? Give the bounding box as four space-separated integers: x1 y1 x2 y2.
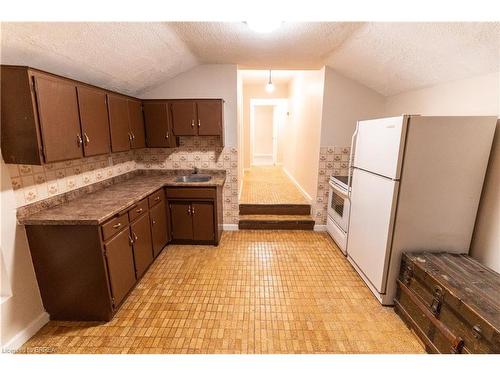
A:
329 180 349 198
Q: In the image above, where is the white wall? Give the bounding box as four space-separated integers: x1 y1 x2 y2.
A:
253 106 274 156
282 69 325 200
141 64 238 147
242 83 289 169
385 72 500 272
1 157 48 350
321 67 386 146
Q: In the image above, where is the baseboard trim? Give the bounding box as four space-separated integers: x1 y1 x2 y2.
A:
2 311 49 351
281 167 313 203
314 224 327 232
223 224 239 231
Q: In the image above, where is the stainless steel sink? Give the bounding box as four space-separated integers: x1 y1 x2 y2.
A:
175 174 212 183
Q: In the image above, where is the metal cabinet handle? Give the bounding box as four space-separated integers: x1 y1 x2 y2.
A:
155 196 160 201
152 219 156 225
112 222 122 229
127 132 132 141
472 325 482 339
191 206 195 215
131 132 135 140
187 206 191 215
128 234 134 246
77 134 83 147
132 232 138 241
136 208 143 213
83 132 90 145
191 119 195 128
198 119 201 128
165 132 169 139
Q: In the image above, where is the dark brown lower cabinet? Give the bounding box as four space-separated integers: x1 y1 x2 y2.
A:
192 202 215 241
104 228 137 307
166 187 222 245
130 213 153 278
24 189 170 321
150 200 169 257
170 202 193 240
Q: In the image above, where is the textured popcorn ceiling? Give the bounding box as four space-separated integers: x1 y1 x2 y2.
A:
0 22 198 95
1 22 499 96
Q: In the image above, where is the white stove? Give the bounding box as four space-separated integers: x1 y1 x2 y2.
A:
326 175 351 255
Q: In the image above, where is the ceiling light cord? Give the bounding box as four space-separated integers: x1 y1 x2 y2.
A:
266 69 275 93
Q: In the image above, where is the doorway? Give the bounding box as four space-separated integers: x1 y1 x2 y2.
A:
250 98 287 166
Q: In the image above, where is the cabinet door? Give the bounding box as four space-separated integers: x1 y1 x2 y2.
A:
150 201 168 257
130 214 153 278
169 202 193 240
192 202 215 241
76 86 111 156
128 99 146 149
143 102 174 148
33 75 83 162
107 94 131 152
104 229 136 307
170 100 197 136
196 100 223 136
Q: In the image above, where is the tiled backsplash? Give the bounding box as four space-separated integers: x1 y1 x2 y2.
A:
6 136 239 225
135 137 239 225
7 151 136 208
313 146 351 224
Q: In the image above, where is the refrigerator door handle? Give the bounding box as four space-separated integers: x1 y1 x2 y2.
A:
347 121 359 198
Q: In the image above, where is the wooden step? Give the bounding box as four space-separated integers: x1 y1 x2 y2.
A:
239 203 310 215
238 214 315 230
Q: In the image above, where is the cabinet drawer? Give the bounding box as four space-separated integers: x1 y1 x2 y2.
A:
148 189 165 208
165 187 216 200
101 212 129 241
128 198 148 222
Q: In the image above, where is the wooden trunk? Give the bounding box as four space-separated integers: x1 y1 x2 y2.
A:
395 252 500 354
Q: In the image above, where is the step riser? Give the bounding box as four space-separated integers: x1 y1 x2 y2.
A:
238 221 315 230
239 204 310 215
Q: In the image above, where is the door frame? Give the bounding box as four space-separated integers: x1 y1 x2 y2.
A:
249 99 288 166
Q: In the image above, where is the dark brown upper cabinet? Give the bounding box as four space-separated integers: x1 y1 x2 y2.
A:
170 99 224 138
143 101 177 148
127 99 146 149
76 86 111 157
170 99 223 138
196 100 223 136
107 94 131 152
33 74 84 163
170 100 197 136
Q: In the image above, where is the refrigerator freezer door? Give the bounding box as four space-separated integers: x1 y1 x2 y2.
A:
347 168 399 293
354 116 408 179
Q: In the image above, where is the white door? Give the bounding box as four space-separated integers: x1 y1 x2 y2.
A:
347 168 399 293
354 116 408 179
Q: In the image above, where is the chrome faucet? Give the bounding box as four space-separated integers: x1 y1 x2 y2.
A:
192 166 199 174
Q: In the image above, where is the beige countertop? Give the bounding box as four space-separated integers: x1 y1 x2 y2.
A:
20 170 226 226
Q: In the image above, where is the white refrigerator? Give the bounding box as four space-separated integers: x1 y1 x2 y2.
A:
346 115 496 305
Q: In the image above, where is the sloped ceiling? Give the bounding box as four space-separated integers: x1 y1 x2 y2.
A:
1 22 499 96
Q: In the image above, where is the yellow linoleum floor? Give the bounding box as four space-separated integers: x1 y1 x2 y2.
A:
240 166 309 205
20 231 424 354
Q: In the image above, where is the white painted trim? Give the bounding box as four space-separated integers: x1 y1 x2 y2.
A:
250 98 288 167
2 311 49 351
223 224 239 231
314 224 327 232
281 167 313 203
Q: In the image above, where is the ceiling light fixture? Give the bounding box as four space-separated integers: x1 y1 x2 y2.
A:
245 20 282 33
265 70 275 93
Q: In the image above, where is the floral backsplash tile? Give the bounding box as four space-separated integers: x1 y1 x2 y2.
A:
313 146 351 224
6 136 239 225
8 151 136 208
135 137 239 225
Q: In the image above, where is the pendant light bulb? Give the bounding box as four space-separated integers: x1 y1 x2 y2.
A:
266 70 275 93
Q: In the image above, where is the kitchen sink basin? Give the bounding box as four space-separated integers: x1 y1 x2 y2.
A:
175 174 212 183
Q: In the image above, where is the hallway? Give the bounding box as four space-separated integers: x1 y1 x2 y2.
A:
240 166 309 205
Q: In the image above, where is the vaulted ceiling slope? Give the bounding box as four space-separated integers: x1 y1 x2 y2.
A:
1 22 499 96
